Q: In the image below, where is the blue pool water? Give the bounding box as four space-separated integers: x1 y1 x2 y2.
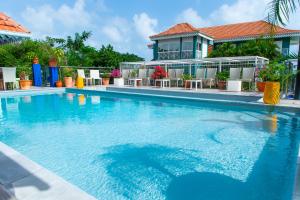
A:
0 91 299 200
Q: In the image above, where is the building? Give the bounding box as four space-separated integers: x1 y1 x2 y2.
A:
149 21 300 60
0 12 30 44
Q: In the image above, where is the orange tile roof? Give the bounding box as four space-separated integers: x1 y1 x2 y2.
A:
0 12 30 34
199 20 300 41
150 20 300 41
150 23 199 38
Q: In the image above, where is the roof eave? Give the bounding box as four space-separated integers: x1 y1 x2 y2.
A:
0 30 31 38
214 32 300 43
150 31 213 41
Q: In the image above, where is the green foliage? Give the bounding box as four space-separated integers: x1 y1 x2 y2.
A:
101 72 111 78
208 38 281 61
130 69 138 78
216 71 229 81
61 67 74 77
0 31 144 79
181 74 193 81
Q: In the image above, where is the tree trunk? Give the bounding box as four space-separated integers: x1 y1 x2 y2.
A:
295 40 300 99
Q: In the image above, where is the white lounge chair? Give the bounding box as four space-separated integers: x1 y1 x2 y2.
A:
168 69 177 87
90 70 102 85
138 69 147 86
241 67 255 90
175 69 184 87
195 68 206 80
205 68 217 88
229 68 241 80
77 69 92 85
121 69 130 85
0 67 17 90
147 68 155 86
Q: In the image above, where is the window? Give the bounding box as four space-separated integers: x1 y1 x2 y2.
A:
182 41 193 51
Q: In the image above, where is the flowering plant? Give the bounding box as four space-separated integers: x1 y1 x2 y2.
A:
111 69 122 78
151 66 168 79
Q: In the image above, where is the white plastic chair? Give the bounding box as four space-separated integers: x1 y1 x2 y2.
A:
121 69 130 85
196 68 206 80
229 68 241 80
1 67 16 90
242 67 255 90
205 68 217 88
138 69 147 86
77 69 92 85
147 68 155 86
90 70 102 85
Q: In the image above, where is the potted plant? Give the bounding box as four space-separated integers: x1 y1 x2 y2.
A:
111 69 124 86
151 66 168 87
130 69 138 78
181 74 193 88
257 67 267 92
263 62 285 105
101 72 111 86
62 67 74 88
19 71 32 90
56 80 63 87
216 71 229 90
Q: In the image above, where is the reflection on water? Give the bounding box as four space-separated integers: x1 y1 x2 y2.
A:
22 96 31 103
78 94 85 106
67 93 75 102
91 96 101 104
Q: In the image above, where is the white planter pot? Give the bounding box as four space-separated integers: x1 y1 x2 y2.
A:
114 78 124 86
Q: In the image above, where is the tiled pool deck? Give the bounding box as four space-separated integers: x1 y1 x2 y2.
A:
1 86 300 200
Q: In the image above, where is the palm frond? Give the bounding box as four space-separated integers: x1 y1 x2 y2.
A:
267 0 300 26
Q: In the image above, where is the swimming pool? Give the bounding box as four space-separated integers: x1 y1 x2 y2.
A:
0 91 299 200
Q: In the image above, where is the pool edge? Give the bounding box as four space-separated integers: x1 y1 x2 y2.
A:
0 142 96 200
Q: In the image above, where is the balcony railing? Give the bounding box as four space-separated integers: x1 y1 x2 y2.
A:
158 51 180 60
181 50 193 59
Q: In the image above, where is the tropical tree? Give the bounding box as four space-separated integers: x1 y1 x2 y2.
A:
267 0 300 99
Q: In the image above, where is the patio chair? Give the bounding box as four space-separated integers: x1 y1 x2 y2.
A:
121 69 130 85
168 69 177 87
138 69 147 86
195 68 206 80
0 67 17 90
204 68 217 88
77 69 92 85
147 68 155 86
90 70 102 85
229 68 241 80
175 69 184 87
241 67 255 90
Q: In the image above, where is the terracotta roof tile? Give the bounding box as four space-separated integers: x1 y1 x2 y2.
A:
150 23 198 38
0 12 30 34
150 20 300 41
199 20 300 41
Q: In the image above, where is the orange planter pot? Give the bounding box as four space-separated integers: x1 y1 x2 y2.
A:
263 82 280 105
19 80 32 90
102 78 110 86
56 81 63 87
256 82 266 92
64 77 73 88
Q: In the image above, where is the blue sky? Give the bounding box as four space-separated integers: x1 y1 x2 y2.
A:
2 0 299 60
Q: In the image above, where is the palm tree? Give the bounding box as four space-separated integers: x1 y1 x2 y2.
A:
267 0 300 99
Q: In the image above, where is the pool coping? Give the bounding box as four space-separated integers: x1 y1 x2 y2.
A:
67 88 300 113
0 142 96 200
294 147 300 200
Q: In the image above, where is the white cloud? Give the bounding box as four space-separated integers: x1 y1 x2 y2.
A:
176 8 210 27
102 17 130 43
209 0 269 25
21 0 92 38
21 5 55 35
55 0 91 28
133 13 157 41
177 0 299 30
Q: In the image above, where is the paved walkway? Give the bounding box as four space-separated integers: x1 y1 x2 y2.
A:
0 142 96 200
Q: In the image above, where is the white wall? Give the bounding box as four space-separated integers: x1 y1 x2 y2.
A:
202 39 208 58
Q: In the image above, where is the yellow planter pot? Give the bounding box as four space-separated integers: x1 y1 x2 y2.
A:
263 82 280 105
76 77 84 89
